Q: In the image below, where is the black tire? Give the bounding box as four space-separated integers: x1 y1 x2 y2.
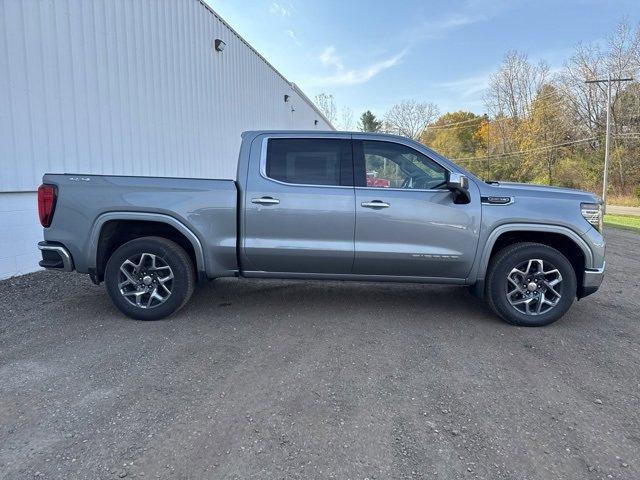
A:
485 242 577 327
105 236 195 320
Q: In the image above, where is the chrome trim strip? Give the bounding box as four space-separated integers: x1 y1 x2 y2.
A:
257 134 453 191
38 242 74 272
583 262 605 289
356 186 451 193
361 201 390 208
258 136 354 190
242 270 467 284
251 197 280 205
481 197 515 206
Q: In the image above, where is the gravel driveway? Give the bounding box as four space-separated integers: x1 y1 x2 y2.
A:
1 228 639 480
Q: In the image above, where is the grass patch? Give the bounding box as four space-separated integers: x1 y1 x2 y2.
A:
604 214 640 232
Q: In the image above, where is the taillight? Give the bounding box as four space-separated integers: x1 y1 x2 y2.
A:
38 184 57 227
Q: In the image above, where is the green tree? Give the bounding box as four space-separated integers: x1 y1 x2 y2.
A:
358 110 383 132
420 112 487 172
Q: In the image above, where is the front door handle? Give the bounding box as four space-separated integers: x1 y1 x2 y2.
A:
361 200 390 209
252 197 280 205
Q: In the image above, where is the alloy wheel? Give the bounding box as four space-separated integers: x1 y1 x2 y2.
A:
506 258 563 316
118 253 174 309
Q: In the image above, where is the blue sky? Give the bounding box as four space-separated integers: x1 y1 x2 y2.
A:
208 0 638 122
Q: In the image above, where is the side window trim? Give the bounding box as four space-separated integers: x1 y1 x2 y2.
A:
353 139 451 192
259 136 355 189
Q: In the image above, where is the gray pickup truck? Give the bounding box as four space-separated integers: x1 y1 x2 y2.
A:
37 131 605 326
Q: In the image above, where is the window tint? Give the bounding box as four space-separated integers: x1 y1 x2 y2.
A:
266 138 351 186
361 141 447 190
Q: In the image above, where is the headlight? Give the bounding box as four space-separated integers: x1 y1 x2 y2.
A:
581 202 603 232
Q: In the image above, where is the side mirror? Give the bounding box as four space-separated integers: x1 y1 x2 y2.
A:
447 173 471 204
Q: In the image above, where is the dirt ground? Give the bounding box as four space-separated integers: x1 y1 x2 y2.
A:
1 228 638 479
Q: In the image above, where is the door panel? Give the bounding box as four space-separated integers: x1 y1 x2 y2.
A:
242 135 355 274
353 138 481 279
354 188 480 278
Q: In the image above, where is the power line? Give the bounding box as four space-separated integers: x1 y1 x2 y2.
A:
424 97 572 131
425 116 486 130
450 137 598 162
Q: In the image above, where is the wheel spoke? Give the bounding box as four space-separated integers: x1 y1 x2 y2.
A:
536 293 545 313
122 290 143 297
146 289 155 308
507 276 521 289
547 277 561 287
157 273 173 295
509 267 527 277
119 265 139 286
545 282 561 298
139 253 153 270
507 288 521 298
158 273 173 283
151 288 166 302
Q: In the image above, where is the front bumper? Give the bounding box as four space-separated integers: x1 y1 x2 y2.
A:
38 241 74 272
579 262 605 298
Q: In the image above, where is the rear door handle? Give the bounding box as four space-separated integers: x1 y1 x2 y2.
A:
361 200 390 209
251 197 280 205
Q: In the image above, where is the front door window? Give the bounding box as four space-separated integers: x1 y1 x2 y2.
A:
362 140 447 190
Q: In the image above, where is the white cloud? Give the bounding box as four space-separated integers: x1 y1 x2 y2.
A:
435 13 483 30
284 30 302 47
310 49 407 87
435 72 491 98
319 46 343 70
269 1 293 17
285 29 301 46
413 13 486 41
406 1 510 43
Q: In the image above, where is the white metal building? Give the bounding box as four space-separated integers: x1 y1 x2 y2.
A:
0 0 333 280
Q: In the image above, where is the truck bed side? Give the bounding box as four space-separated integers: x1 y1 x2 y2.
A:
42 174 238 278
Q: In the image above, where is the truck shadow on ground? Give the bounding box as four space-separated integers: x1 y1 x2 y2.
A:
185 277 503 327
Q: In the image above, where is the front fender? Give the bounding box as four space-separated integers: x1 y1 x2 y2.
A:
467 223 596 298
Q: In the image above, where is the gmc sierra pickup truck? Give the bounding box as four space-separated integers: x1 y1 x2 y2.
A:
37 131 605 326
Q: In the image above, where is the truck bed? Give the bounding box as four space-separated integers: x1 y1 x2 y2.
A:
42 174 238 278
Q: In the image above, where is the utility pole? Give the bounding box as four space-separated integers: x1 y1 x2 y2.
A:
585 75 633 208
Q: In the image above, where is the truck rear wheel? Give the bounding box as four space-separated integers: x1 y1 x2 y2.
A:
104 236 195 320
485 242 577 327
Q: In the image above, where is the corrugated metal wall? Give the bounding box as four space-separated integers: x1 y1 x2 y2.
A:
0 0 332 192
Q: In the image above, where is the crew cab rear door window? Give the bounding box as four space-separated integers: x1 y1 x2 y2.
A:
265 138 353 186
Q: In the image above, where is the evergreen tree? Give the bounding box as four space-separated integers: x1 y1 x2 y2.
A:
358 110 383 132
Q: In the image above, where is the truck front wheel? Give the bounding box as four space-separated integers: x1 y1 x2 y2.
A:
485 242 577 327
104 236 195 320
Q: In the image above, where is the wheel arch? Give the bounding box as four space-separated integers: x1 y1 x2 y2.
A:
470 224 593 298
88 212 206 283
